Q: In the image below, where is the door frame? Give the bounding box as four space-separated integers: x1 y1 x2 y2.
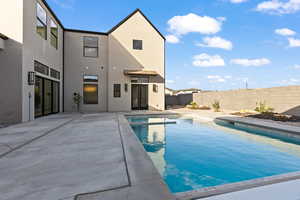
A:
131 83 149 110
34 75 60 118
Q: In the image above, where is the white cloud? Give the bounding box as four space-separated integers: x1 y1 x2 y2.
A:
188 80 200 85
207 75 232 83
196 36 233 50
193 54 225 67
279 78 300 85
293 64 300 69
51 0 75 9
231 58 271 66
166 80 175 84
230 0 248 3
256 0 300 14
275 28 296 36
288 37 300 47
167 13 223 36
166 35 180 44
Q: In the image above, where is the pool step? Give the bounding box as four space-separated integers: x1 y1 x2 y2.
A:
130 121 177 126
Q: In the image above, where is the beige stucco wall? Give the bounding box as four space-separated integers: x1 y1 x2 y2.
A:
0 0 23 124
22 0 64 121
64 31 108 112
193 86 300 116
108 11 165 111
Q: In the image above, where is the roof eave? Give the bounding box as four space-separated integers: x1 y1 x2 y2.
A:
107 9 165 40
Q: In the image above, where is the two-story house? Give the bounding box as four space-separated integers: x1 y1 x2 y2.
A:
0 0 165 124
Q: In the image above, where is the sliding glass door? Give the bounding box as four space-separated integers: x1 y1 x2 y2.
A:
131 84 148 110
34 76 59 118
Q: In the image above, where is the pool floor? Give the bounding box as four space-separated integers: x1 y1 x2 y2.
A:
128 115 300 193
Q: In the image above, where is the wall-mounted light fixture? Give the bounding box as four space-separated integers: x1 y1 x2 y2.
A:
28 71 35 85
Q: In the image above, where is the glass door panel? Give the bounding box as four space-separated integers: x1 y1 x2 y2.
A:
140 85 148 110
44 79 52 115
131 84 139 110
34 76 43 117
52 81 59 113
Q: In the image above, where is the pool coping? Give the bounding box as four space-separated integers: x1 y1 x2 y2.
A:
124 113 300 200
217 116 300 136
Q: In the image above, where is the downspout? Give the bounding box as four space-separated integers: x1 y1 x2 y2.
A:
62 29 65 112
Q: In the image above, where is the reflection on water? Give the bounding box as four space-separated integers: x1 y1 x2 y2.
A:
128 116 300 193
131 117 167 175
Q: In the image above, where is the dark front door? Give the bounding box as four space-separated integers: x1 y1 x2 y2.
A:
34 76 59 118
131 84 148 110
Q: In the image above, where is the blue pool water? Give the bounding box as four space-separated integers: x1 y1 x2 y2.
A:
127 115 300 193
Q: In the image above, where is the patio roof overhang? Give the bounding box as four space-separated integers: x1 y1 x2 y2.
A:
124 69 158 76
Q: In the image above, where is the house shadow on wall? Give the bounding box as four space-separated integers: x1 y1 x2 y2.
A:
110 36 165 111
282 106 300 117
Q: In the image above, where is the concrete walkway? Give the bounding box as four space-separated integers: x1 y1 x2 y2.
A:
0 113 173 200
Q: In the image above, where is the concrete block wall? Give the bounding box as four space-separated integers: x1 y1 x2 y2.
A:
193 86 300 116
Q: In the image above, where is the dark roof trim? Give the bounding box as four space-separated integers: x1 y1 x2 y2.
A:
65 29 108 35
38 3 164 40
108 9 165 40
41 0 64 28
0 33 9 40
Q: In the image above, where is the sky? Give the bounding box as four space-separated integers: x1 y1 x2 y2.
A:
46 0 300 91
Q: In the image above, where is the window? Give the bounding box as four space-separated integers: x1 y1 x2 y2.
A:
113 84 121 98
50 19 58 49
83 36 98 57
50 68 60 80
133 40 143 50
153 84 158 93
131 77 149 83
83 75 98 82
83 84 98 104
124 83 128 92
36 3 47 40
34 61 49 75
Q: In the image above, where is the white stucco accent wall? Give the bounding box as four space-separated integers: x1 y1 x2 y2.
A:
108 11 165 111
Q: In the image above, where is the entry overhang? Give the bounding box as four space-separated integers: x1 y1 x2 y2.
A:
0 33 8 50
124 69 158 76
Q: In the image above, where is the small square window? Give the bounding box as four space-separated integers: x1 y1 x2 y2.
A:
124 83 128 92
113 84 121 98
133 40 143 50
153 84 158 93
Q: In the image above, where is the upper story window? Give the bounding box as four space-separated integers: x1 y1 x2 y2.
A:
36 3 47 40
83 36 98 57
133 40 143 50
50 19 58 49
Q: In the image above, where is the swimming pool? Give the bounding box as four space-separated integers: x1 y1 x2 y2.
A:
127 115 300 193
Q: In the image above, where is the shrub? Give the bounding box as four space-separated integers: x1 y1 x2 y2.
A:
255 101 274 113
189 101 199 109
212 100 220 112
73 92 82 112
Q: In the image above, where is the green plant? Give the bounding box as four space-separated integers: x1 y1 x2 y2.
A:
255 101 274 113
212 100 221 112
73 92 82 112
189 101 199 109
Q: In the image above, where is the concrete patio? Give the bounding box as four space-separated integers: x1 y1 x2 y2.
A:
0 113 173 200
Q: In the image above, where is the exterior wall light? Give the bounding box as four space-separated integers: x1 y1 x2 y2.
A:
28 71 35 85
